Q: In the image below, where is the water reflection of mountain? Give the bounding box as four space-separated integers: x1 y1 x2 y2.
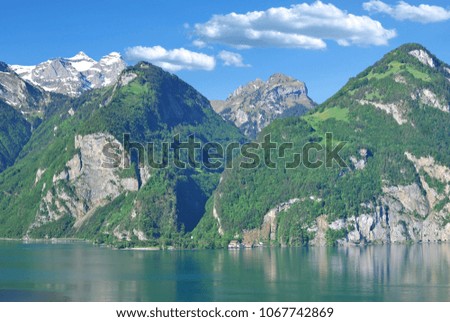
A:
0 242 448 301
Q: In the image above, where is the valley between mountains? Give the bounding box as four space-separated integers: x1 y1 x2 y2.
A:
0 44 449 248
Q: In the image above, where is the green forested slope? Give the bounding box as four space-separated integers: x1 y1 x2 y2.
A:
0 62 243 246
0 101 32 172
194 44 450 247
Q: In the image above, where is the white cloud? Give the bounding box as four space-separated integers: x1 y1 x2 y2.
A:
218 51 250 67
192 40 207 48
125 46 215 72
193 1 396 49
363 0 450 23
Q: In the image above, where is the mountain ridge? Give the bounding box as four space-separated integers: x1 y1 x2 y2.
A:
11 51 127 97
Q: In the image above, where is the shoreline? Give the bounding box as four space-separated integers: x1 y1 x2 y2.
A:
0 237 447 250
125 247 161 251
0 237 87 243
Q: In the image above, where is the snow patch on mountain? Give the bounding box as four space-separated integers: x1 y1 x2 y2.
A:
67 51 96 72
10 52 127 97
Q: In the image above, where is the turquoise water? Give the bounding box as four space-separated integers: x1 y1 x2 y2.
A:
0 241 448 301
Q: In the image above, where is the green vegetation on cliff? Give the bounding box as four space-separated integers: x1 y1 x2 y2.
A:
0 101 32 172
194 43 450 247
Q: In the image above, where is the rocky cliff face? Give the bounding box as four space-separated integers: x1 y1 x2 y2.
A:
239 152 449 247
0 61 50 117
211 73 316 138
29 133 145 235
11 52 126 97
311 167 449 246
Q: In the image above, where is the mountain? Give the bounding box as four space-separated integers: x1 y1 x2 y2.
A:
194 44 450 248
211 73 316 138
11 52 126 97
0 61 51 120
0 61 53 172
1 43 448 249
0 62 243 247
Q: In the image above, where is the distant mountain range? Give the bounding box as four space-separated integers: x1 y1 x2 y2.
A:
211 73 316 138
11 52 126 97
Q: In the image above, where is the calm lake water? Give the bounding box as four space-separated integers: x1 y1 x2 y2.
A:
0 241 448 301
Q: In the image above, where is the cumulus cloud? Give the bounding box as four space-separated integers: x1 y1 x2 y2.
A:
217 51 250 67
193 1 396 49
125 46 215 72
363 0 450 23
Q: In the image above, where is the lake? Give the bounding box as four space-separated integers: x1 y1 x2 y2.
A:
0 241 448 301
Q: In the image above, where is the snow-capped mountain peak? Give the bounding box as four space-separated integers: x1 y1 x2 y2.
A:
10 52 127 97
70 51 90 59
67 51 96 72
9 64 35 82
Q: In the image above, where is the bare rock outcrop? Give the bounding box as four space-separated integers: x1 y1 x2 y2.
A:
242 198 300 246
30 133 144 232
11 52 126 97
0 61 50 117
309 152 450 246
358 99 408 125
211 74 316 138
409 49 435 68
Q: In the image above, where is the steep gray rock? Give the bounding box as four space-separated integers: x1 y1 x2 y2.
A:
211 73 316 138
82 52 127 89
11 52 126 97
30 133 147 235
0 61 50 117
231 151 450 247
309 152 450 246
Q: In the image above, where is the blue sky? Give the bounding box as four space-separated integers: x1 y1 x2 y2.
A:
1 0 450 103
